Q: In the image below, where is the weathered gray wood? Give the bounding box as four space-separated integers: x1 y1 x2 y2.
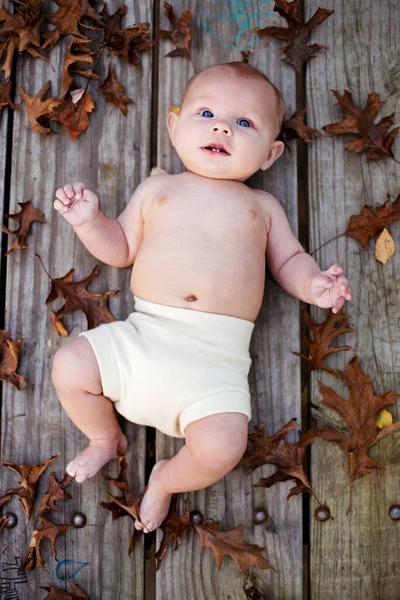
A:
155 2 302 598
307 1 400 598
0 1 153 598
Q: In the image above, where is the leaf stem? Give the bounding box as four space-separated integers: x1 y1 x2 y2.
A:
310 233 344 255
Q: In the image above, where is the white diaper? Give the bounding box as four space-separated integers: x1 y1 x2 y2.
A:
79 296 254 438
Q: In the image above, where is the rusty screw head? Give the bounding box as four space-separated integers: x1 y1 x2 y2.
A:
315 506 331 522
71 512 87 528
253 508 268 524
389 505 400 521
189 510 204 525
4 513 18 529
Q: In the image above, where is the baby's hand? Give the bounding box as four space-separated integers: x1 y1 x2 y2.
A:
308 264 352 313
54 182 99 228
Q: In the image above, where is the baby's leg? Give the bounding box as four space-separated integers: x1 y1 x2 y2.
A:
135 412 248 533
52 336 127 483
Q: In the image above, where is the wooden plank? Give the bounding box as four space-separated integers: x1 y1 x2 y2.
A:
306 1 400 598
155 2 302 598
0 1 153 597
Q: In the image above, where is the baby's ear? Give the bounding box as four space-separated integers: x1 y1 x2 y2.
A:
167 110 180 147
261 140 285 171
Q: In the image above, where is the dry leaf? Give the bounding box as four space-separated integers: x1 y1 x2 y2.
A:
98 62 134 115
2 200 46 255
0 81 21 114
0 454 60 517
282 109 320 144
60 36 100 101
376 408 393 429
255 0 334 72
0 331 29 390
323 90 400 162
19 81 60 136
375 228 395 265
24 517 69 572
344 191 400 248
158 2 193 58
45 264 121 335
293 306 354 375
47 89 95 139
40 581 88 599
41 0 104 50
317 356 400 479
37 472 73 516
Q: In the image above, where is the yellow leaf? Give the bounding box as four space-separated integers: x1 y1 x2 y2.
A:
375 228 395 266
169 105 181 115
376 408 393 429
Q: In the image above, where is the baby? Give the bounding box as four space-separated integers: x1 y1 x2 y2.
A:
52 62 352 534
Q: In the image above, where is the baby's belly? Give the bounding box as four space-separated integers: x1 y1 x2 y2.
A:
130 242 266 322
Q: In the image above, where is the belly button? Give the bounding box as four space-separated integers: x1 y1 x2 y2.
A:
185 295 198 302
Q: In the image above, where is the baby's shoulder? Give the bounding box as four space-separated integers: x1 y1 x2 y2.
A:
251 189 286 233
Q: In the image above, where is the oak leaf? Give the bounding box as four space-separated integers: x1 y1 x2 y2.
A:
19 81 60 136
293 306 354 375
323 90 400 162
37 472 73 516
236 418 319 501
41 0 104 50
195 521 275 573
316 356 400 480
2 200 46 255
99 62 134 115
0 81 21 114
47 89 95 139
24 516 69 572
282 109 320 144
0 331 29 390
44 264 121 335
41 581 88 599
0 454 60 517
344 191 400 249
255 0 334 73
154 495 193 570
158 2 193 58
60 37 100 101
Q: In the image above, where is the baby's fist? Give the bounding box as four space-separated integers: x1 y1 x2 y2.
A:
54 182 99 228
308 264 352 313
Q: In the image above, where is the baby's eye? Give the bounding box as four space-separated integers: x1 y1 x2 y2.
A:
237 118 252 128
199 109 214 118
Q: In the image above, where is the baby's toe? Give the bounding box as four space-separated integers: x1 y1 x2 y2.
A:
134 519 144 531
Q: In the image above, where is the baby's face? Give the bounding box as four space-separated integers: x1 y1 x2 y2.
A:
167 69 284 182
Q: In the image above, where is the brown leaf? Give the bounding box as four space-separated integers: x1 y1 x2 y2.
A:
158 2 193 58
282 109 320 144
2 200 46 255
0 330 29 390
154 495 192 570
293 306 354 375
24 516 69 572
0 81 21 114
255 0 334 73
344 191 400 248
375 228 395 266
19 81 60 136
100 4 154 67
195 521 275 573
41 581 88 599
323 90 400 162
45 264 121 335
60 36 100 101
98 62 134 115
0 454 60 518
37 472 73 516
47 90 95 139
236 419 318 500
317 356 400 479
41 0 104 50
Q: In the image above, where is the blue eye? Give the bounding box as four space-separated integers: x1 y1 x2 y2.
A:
237 118 251 128
199 109 213 118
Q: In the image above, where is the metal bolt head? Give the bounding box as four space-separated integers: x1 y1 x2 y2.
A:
253 508 268 524
4 513 18 529
315 506 331 522
389 505 400 521
189 510 204 525
71 512 87 528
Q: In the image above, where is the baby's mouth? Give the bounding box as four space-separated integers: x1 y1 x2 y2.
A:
201 144 231 156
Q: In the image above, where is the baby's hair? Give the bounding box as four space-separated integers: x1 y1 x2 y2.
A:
181 62 287 139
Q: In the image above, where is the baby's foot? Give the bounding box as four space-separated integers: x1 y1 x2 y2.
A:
134 459 172 533
67 434 128 483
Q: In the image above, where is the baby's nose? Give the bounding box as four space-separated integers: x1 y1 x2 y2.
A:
211 121 232 136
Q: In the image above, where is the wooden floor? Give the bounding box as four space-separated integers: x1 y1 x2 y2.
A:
0 1 399 598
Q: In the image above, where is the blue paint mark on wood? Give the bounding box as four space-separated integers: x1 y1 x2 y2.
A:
200 0 276 51
56 559 90 581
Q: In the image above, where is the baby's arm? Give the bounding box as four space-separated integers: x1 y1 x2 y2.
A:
54 178 153 267
263 193 352 312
